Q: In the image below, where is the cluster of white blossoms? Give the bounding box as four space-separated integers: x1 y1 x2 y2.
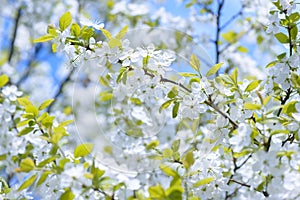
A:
0 0 300 199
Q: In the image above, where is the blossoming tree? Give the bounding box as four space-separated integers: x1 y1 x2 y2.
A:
0 0 300 199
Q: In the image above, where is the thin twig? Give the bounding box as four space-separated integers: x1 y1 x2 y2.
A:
144 70 238 129
220 7 244 31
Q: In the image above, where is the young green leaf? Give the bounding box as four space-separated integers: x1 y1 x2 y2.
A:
193 177 215 187
34 34 55 43
108 38 122 48
245 80 261 92
59 11 72 31
59 189 75 200
159 164 179 178
206 62 224 77
70 23 81 37
172 102 180 118
100 28 112 40
99 91 113 101
19 157 35 172
74 143 94 158
190 54 201 72
146 140 160 150
115 25 128 40
148 184 166 198
0 74 9 88
244 102 262 110
274 32 289 43
38 99 54 110
17 174 37 191
159 99 174 113
183 151 195 169
37 171 52 187
18 127 34 136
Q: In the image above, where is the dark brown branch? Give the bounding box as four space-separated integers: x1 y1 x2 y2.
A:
215 0 225 66
276 88 292 116
47 68 76 112
220 7 244 31
16 44 42 86
8 7 22 63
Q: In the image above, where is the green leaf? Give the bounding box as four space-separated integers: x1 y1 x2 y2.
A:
80 27 94 41
18 127 34 136
282 101 297 115
163 148 173 158
277 52 286 60
20 157 35 172
59 12 72 31
25 105 39 117
148 184 165 198
183 151 194 169
206 62 224 77
17 98 31 107
291 25 298 40
108 38 122 48
99 76 110 87
245 80 261 92
113 182 125 191
33 34 55 43
159 99 174 112
263 96 272 106
59 189 75 200
190 54 200 72
146 140 160 150
172 102 180 118
265 60 277 68
51 127 68 144
171 140 180 152
178 72 198 77
38 99 54 110
37 171 51 187
130 97 142 105
222 31 237 43
270 129 289 136
237 46 248 53
70 23 81 37
244 102 261 110
100 28 112 40
52 43 57 53
116 67 127 83
74 143 94 158
193 177 215 187
0 74 9 88
99 91 113 101
289 12 300 23
230 67 238 84
167 87 178 98
37 156 58 168
115 26 128 40
274 32 289 43
59 120 73 127
159 164 179 177
17 173 37 191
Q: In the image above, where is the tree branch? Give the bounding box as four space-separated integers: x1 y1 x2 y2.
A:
8 7 22 63
220 7 244 31
16 44 42 86
47 68 76 112
215 0 225 66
